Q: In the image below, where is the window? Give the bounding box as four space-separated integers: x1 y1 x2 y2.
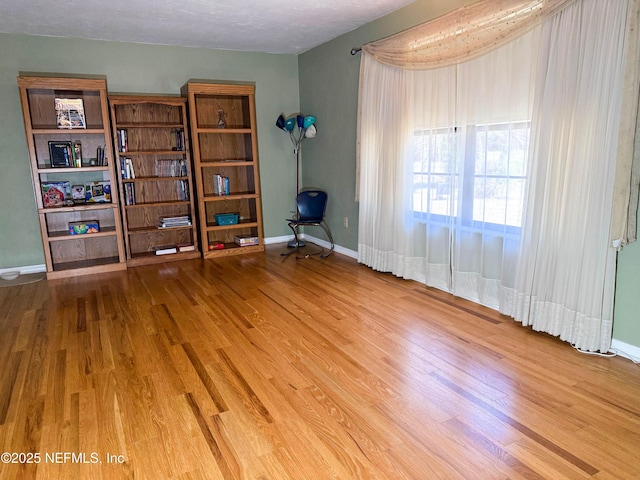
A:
413 122 529 233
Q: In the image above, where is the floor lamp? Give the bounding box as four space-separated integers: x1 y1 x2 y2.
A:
276 113 317 247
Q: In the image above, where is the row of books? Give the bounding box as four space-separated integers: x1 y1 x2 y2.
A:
48 141 83 168
121 157 189 180
213 174 230 195
95 146 108 166
116 128 186 153
120 156 136 179
156 159 188 177
123 179 189 206
116 129 128 152
123 183 136 206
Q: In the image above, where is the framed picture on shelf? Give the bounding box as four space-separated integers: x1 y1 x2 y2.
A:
85 181 111 203
48 141 72 168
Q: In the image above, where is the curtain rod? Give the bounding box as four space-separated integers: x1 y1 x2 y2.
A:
350 47 362 55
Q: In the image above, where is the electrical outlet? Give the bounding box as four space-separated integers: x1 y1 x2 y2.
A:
344 217 349 228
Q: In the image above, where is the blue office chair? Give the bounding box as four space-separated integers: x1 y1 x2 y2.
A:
283 190 334 258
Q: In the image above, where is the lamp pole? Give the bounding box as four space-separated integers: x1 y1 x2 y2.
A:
276 113 317 248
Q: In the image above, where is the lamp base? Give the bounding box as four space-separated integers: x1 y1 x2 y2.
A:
288 238 306 248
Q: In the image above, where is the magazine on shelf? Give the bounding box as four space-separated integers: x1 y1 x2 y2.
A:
55 98 86 129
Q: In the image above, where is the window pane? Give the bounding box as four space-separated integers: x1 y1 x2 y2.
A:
474 177 507 224
508 128 529 176
485 130 509 176
413 130 457 216
506 178 526 227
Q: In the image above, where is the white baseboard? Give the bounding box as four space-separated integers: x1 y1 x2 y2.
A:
0 264 46 275
263 235 293 245
264 234 358 259
610 338 640 363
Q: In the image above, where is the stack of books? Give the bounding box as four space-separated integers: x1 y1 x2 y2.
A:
158 216 191 229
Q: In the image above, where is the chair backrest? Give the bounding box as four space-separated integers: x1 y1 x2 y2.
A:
296 190 328 222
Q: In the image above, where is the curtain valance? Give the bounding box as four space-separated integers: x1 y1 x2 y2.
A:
362 0 577 70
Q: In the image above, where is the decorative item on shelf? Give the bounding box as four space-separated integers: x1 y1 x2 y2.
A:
275 112 317 247
214 213 239 225
85 181 111 203
71 184 86 204
217 108 226 128
41 181 72 207
68 221 99 235
73 142 82 167
55 98 86 129
208 241 225 250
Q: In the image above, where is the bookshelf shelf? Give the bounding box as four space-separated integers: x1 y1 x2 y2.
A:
18 75 127 279
47 226 119 241
109 95 198 264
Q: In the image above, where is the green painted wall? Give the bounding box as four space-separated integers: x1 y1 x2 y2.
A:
0 33 299 268
298 0 474 252
298 0 640 350
614 224 640 348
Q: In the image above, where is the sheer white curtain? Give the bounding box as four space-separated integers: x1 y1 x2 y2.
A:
358 0 630 351
501 0 629 351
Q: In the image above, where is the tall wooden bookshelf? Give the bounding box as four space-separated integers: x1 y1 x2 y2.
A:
181 81 264 257
17 76 126 279
108 95 199 266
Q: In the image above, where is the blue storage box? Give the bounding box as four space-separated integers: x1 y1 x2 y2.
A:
215 213 239 225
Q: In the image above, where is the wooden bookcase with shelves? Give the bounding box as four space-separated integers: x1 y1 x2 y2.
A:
17 76 126 279
108 95 199 266
181 82 264 257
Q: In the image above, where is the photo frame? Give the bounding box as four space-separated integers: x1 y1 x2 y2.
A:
48 141 72 168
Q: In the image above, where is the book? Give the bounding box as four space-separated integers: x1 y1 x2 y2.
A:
177 243 195 252
234 235 259 246
55 98 86 129
48 141 72 167
154 246 178 255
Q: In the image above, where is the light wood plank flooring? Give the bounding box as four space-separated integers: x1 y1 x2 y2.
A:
1 245 639 479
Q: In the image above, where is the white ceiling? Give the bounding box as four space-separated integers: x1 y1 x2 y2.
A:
0 0 415 54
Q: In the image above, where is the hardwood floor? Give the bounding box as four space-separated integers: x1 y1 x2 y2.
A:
1 244 639 479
